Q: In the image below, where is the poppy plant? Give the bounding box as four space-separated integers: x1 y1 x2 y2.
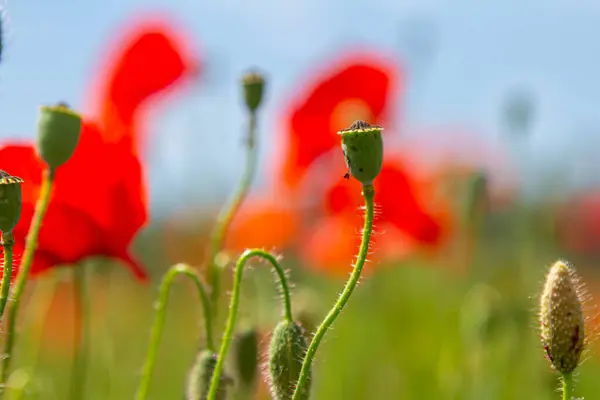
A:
0 15 200 280
226 52 450 275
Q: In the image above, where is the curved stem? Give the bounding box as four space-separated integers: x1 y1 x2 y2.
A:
291 184 375 400
0 231 15 319
562 372 574 400
1 169 54 384
208 111 258 317
135 264 213 400
69 266 90 400
207 249 292 400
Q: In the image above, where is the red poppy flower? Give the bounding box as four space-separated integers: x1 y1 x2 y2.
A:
276 52 400 189
0 16 199 280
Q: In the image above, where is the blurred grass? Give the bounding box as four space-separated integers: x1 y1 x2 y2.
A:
5 204 600 400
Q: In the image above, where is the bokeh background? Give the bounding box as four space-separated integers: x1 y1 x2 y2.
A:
3 1 600 399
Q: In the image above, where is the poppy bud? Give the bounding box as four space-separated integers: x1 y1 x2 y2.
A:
539 260 585 374
0 171 23 234
338 120 384 185
186 350 231 400
268 320 311 400
36 103 82 169
232 328 259 390
242 71 265 112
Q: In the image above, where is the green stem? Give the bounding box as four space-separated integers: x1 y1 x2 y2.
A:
208 110 258 317
562 372 574 400
135 264 213 400
1 169 54 384
69 266 90 400
207 249 292 400
0 231 15 319
291 184 375 400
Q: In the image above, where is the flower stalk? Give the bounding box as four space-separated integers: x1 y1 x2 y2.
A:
207 249 292 400
136 264 213 400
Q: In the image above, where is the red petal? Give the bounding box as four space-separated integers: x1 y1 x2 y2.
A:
278 52 400 189
87 15 200 151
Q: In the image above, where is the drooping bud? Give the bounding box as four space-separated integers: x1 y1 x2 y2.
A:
186 350 231 400
36 103 82 169
232 328 259 390
0 171 23 234
539 260 586 374
338 120 384 185
242 71 265 112
268 320 311 400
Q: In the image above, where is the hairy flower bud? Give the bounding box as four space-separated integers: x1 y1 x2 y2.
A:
242 71 265 112
36 103 82 169
539 260 585 374
232 328 259 390
338 120 384 185
186 350 231 400
0 171 23 233
268 320 310 400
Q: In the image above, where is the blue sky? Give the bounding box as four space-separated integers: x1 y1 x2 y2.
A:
2 0 600 214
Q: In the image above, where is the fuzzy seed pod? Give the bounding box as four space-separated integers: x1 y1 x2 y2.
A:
539 260 585 374
36 103 82 169
186 350 231 400
0 171 23 234
242 71 265 112
338 120 384 185
233 328 259 390
268 320 310 400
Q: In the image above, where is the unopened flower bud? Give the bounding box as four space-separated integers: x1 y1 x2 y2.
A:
338 120 384 185
539 260 585 374
233 328 259 390
242 71 265 112
186 350 231 400
36 103 82 169
268 320 310 400
0 171 23 234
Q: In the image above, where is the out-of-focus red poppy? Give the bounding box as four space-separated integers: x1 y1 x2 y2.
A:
301 156 451 275
556 190 600 255
227 52 454 276
0 16 199 280
276 52 400 189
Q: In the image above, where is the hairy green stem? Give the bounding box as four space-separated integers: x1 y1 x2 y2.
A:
1 169 54 384
207 249 292 400
135 264 213 400
562 373 573 400
291 184 375 400
69 266 90 400
208 111 258 317
0 231 15 319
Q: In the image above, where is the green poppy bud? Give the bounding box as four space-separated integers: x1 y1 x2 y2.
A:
338 120 384 185
0 171 23 234
539 260 586 374
186 350 232 400
233 328 259 390
36 103 82 169
268 320 311 400
242 71 265 112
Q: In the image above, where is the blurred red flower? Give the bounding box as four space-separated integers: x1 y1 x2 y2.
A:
276 52 400 189
227 52 450 275
0 16 199 280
